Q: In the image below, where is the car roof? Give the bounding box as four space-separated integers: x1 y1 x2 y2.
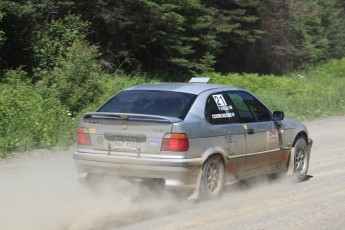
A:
125 83 242 95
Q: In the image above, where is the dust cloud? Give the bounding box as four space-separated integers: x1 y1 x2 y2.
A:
0 151 296 230
0 152 187 230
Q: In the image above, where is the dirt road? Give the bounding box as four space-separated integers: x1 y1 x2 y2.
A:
1 116 345 230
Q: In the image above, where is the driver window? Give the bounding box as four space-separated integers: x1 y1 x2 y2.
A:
226 91 271 123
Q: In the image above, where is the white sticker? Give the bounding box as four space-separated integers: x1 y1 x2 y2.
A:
218 105 233 111
212 94 227 106
148 140 159 147
212 112 235 119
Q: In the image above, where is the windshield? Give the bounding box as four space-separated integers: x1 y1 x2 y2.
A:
97 90 197 120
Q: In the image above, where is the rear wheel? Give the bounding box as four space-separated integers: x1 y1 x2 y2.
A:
292 138 309 181
200 155 225 199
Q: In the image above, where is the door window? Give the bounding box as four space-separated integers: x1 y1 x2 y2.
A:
226 91 271 123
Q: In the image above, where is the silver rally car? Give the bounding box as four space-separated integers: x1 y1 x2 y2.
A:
74 78 312 199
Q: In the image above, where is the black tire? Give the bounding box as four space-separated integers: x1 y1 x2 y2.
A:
200 155 225 199
292 138 309 181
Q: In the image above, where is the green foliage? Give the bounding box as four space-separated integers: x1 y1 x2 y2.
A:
0 0 77 72
0 1 35 16
35 42 106 115
0 1 36 72
0 69 74 157
289 0 345 66
34 14 90 70
291 0 323 61
244 0 345 74
209 72 309 95
0 12 5 46
72 0 261 74
303 58 345 79
33 14 106 115
195 52 217 74
2 0 345 75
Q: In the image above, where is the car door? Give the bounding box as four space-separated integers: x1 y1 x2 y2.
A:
225 91 283 170
204 92 247 174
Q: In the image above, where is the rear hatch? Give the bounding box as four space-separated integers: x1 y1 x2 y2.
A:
77 113 180 156
77 89 197 156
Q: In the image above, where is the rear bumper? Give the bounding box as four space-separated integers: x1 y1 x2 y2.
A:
73 151 204 189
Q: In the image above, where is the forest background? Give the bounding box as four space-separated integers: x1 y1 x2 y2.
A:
1 0 345 156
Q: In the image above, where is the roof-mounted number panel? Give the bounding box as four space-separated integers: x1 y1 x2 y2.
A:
189 77 210 84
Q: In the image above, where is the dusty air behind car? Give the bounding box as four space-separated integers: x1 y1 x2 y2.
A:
74 78 312 199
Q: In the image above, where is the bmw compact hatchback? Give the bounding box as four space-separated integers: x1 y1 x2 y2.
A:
74 78 312 199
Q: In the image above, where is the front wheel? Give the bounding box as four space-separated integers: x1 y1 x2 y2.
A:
292 138 309 181
200 155 225 199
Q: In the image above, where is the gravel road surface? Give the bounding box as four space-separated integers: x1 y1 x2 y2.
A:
0 116 344 230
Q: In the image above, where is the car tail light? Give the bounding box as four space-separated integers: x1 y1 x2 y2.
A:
161 133 189 152
77 127 91 145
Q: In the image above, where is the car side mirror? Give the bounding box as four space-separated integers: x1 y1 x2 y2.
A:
273 111 284 121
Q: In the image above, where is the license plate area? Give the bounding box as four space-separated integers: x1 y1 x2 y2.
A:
113 136 137 151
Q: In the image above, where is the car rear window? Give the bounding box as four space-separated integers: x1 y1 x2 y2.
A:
97 90 197 120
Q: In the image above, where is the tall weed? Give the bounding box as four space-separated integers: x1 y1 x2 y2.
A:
0 70 74 157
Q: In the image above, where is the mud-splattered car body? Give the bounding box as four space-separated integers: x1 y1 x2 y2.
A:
74 78 312 198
